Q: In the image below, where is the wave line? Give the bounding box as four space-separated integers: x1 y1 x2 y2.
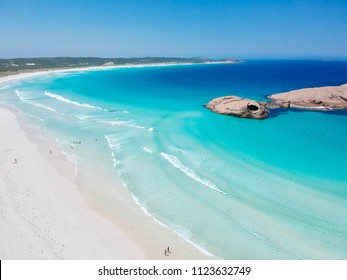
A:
44 90 103 110
15 90 56 112
160 152 227 195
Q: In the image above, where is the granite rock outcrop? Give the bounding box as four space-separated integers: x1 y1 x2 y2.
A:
267 84 347 110
204 96 269 119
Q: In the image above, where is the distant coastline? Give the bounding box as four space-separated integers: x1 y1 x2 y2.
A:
0 57 240 78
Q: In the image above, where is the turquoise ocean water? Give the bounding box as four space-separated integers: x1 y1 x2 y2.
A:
1 61 347 259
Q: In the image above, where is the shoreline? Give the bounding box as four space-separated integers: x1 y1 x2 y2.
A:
0 106 145 259
0 61 236 84
0 66 214 259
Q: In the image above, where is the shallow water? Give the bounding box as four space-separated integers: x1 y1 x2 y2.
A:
1 61 347 259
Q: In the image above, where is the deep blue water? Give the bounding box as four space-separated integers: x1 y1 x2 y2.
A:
1 60 347 259
48 60 347 106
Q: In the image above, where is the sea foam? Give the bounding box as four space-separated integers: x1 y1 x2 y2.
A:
15 90 56 112
160 152 227 195
104 134 130 152
100 119 146 129
141 146 154 154
44 90 104 110
75 115 92 120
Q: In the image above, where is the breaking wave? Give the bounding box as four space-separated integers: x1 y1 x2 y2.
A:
100 119 146 129
44 90 104 110
141 146 154 154
15 90 56 112
160 152 227 195
104 134 129 152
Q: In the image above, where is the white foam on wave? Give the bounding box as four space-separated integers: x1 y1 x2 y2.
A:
101 119 145 129
171 147 216 171
148 127 155 131
105 134 121 151
44 90 103 110
61 149 79 176
15 90 57 112
109 152 125 181
160 152 227 195
112 157 122 168
141 146 154 154
250 230 265 240
35 116 45 122
104 134 130 152
75 115 92 120
111 153 122 168
55 138 79 175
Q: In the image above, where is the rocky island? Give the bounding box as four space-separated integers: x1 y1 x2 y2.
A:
204 96 269 119
205 83 347 119
267 83 347 110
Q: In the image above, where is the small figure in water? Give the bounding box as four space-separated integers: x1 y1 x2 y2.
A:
13 158 17 164
50 150 52 155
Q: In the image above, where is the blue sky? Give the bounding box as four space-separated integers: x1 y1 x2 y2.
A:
0 0 346 59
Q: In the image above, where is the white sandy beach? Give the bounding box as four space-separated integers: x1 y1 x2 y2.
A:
0 60 235 85
0 107 147 259
0 68 212 260
0 63 194 85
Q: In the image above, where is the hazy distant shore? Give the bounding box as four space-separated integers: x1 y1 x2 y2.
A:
0 62 240 87
0 57 240 78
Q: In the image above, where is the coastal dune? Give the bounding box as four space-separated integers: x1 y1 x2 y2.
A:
0 107 145 259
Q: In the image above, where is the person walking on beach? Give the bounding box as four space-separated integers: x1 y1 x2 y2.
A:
164 246 171 256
